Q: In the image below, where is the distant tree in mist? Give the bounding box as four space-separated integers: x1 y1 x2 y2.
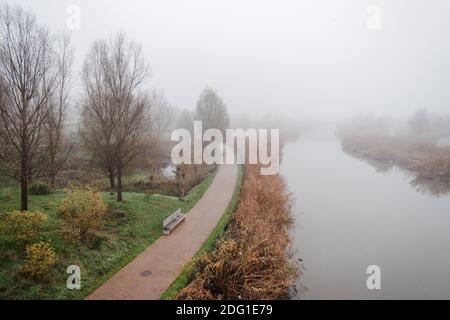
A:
195 87 230 133
176 109 194 133
43 34 74 187
409 108 430 135
80 32 150 202
150 89 177 140
0 5 55 210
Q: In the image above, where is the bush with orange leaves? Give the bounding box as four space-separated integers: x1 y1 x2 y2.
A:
57 184 107 244
1 210 47 243
20 241 57 279
176 165 299 300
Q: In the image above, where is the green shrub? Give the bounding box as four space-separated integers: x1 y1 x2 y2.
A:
57 185 107 244
20 241 56 279
28 182 51 195
1 210 47 243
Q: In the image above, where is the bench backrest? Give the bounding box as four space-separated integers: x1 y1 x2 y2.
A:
163 208 181 227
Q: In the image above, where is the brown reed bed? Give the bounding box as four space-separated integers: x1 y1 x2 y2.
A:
175 165 299 300
341 134 450 185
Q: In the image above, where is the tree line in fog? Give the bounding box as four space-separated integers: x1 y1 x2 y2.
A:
0 4 230 210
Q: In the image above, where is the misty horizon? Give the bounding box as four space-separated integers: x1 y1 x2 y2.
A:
5 0 450 123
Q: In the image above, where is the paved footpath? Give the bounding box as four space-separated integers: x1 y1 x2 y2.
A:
86 164 238 300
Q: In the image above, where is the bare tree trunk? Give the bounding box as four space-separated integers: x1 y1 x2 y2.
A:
27 167 33 184
50 174 56 188
20 154 28 211
116 166 123 202
48 139 56 187
108 168 115 190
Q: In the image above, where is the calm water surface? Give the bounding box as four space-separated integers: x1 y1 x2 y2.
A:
281 129 450 299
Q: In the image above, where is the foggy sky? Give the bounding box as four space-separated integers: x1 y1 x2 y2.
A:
5 0 450 122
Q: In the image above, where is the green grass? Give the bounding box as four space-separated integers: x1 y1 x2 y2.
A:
0 169 216 300
160 165 244 300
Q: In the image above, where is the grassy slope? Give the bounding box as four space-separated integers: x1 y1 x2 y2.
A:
0 171 215 300
160 165 243 300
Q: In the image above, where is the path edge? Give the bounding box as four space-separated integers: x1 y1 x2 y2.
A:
78 167 218 300
160 164 244 300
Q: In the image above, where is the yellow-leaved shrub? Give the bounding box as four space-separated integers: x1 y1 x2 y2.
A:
57 185 107 244
1 210 47 243
20 241 56 279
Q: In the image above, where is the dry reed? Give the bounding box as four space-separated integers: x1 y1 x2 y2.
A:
176 165 299 300
342 134 450 185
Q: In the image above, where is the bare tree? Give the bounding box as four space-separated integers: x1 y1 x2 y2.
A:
176 108 194 133
113 92 150 201
81 32 150 201
43 33 74 186
195 87 230 133
150 89 177 140
0 5 55 210
80 110 117 190
80 40 117 190
409 108 430 135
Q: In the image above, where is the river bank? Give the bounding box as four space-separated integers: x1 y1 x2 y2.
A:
341 134 450 191
173 164 299 300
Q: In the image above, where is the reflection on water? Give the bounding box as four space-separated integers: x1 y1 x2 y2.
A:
410 177 450 198
342 148 395 174
282 131 450 299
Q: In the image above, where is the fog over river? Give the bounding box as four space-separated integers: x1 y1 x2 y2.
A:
281 126 450 299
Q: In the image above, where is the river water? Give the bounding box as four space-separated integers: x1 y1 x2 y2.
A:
281 127 450 299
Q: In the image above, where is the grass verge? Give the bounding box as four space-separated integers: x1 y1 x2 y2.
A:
0 169 216 300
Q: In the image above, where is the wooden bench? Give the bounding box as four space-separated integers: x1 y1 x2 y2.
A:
163 208 185 235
